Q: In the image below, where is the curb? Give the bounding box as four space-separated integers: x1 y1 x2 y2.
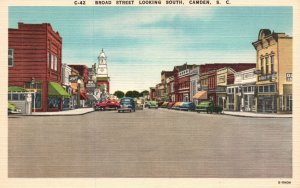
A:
158 108 292 118
8 110 95 117
222 113 292 118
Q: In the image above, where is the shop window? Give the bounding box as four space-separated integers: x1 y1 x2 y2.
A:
248 86 252 92
8 49 14 67
48 96 60 108
264 85 269 92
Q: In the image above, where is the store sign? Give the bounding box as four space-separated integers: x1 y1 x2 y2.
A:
286 73 292 81
69 75 79 83
258 73 277 81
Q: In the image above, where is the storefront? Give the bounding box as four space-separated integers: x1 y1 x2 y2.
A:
48 82 70 111
256 84 277 113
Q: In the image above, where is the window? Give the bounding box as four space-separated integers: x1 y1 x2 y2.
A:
271 55 274 74
48 52 51 69
264 85 269 92
50 54 54 69
265 56 269 75
270 85 275 92
8 49 14 67
260 57 264 75
243 87 247 93
248 86 252 92
259 86 263 92
54 56 58 71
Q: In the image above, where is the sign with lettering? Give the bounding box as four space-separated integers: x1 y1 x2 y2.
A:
69 75 79 83
286 73 292 81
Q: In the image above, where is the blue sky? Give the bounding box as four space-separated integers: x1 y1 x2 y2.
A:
9 6 292 93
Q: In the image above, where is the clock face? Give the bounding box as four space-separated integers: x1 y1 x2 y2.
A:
100 68 104 72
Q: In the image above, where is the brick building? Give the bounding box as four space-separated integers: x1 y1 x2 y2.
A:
8 22 69 112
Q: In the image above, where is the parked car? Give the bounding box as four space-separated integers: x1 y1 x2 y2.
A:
171 102 183 110
179 102 196 111
144 101 150 108
157 101 164 107
160 102 169 108
167 102 175 109
118 97 136 113
94 99 120 111
148 101 158 109
136 101 144 110
195 101 223 114
8 102 21 114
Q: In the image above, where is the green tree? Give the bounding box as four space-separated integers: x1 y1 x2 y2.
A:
125 91 134 97
114 90 125 99
140 90 150 97
132 90 140 98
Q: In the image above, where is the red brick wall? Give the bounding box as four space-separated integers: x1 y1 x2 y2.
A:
8 22 62 112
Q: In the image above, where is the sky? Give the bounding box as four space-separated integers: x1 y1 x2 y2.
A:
9 6 292 93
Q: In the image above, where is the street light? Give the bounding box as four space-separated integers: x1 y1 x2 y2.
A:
31 77 36 113
77 79 81 108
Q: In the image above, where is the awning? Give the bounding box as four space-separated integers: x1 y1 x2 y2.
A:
48 82 70 98
80 92 87 100
192 91 207 100
8 86 27 92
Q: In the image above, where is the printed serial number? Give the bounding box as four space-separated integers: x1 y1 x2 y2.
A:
74 1 86 5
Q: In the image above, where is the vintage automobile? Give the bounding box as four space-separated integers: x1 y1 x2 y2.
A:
118 97 136 113
171 102 183 110
195 101 223 114
167 102 175 109
8 101 21 114
148 101 158 109
157 101 164 107
136 101 144 110
94 99 120 111
179 102 196 111
144 101 150 108
160 102 169 108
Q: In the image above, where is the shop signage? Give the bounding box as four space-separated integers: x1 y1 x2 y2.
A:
286 73 292 81
86 80 96 88
69 75 79 83
258 73 277 81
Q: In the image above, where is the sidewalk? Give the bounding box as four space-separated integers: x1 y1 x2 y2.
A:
30 108 94 116
223 111 292 118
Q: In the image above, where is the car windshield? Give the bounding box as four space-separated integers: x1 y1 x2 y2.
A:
121 98 131 102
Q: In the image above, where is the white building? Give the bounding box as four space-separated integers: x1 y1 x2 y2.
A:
227 68 256 111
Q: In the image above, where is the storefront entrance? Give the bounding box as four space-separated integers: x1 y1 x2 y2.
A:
257 95 277 113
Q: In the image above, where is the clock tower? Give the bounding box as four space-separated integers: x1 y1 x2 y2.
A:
95 49 110 100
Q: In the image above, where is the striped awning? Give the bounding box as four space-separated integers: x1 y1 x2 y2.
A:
192 91 207 100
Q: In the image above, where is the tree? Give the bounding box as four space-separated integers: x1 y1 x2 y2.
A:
125 91 134 98
140 90 150 97
132 90 140 98
114 90 124 99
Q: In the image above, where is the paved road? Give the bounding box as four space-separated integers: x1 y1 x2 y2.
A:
8 109 292 178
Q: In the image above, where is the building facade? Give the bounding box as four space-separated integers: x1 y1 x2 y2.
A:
8 22 69 112
252 29 292 113
227 68 256 111
95 49 110 100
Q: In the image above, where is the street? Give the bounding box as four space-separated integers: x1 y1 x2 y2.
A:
8 109 292 178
